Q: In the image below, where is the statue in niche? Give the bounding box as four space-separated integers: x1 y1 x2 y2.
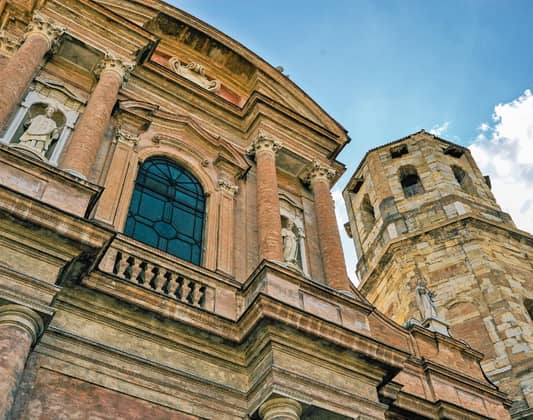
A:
415 280 439 321
17 105 61 159
281 219 299 265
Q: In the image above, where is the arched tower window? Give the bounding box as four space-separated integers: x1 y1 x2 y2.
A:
360 194 376 233
399 165 424 198
125 157 206 265
452 165 476 195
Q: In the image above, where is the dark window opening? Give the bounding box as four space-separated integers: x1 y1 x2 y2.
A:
443 145 465 158
399 165 424 198
360 194 376 233
125 157 205 265
390 144 408 158
350 177 364 194
452 165 476 195
525 299 533 321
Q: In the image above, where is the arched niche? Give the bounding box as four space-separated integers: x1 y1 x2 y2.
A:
0 81 81 165
279 193 308 275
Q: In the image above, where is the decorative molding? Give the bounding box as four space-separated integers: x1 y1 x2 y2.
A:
114 128 139 148
94 52 136 86
0 30 21 56
217 178 238 196
168 57 221 92
24 13 65 51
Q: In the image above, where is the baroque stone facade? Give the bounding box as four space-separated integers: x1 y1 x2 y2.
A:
344 131 533 419
0 1 516 419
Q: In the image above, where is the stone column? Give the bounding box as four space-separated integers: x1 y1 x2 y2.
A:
0 304 44 420
0 14 64 128
61 53 134 179
249 135 283 261
308 161 352 291
258 397 302 420
217 178 238 274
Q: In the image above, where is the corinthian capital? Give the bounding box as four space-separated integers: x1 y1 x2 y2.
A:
94 53 136 86
306 160 336 185
24 13 65 50
246 134 282 158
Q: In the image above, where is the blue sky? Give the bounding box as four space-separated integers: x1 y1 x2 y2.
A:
170 1 533 281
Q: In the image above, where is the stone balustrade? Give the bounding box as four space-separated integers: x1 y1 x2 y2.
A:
111 250 209 308
98 236 221 312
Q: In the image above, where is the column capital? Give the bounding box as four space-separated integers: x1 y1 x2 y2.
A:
218 178 239 196
114 127 139 147
0 304 44 345
247 134 282 158
258 397 302 420
24 13 65 51
95 52 136 86
306 160 336 186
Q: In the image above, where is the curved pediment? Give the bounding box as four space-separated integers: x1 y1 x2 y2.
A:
92 0 347 141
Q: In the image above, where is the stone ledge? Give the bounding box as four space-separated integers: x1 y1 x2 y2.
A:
0 144 102 218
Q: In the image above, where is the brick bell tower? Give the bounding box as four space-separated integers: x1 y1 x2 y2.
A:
343 130 533 418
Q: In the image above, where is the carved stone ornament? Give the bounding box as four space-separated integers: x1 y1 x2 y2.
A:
168 57 221 93
94 53 136 86
0 30 21 55
114 128 139 147
24 13 65 51
306 160 336 184
217 178 238 196
246 134 282 157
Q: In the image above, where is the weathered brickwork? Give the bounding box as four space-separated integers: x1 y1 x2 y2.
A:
345 131 533 419
0 1 516 419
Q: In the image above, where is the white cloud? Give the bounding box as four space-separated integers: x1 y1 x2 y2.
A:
429 121 450 136
469 89 533 233
332 187 358 285
479 122 490 132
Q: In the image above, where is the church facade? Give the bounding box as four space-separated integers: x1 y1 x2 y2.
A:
0 0 522 419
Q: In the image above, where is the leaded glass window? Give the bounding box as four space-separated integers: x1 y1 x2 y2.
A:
125 157 205 265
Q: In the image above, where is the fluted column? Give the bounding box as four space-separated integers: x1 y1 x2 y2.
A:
0 304 43 420
249 135 283 261
61 53 134 178
0 14 64 128
308 161 351 291
258 397 302 420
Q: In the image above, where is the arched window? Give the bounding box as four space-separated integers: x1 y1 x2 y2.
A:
360 194 376 233
452 165 476 195
125 157 206 265
399 165 424 198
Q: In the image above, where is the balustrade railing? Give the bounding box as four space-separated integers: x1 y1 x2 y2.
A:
99 241 215 310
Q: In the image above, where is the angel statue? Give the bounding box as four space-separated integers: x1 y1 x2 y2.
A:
17 105 61 159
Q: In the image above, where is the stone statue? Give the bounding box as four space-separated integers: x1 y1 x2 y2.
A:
415 280 438 321
17 105 60 159
281 219 298 265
